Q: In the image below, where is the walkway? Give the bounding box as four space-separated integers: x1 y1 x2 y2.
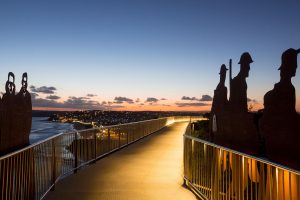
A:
45 122 197 200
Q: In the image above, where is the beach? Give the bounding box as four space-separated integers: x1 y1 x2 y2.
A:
30 117 74 144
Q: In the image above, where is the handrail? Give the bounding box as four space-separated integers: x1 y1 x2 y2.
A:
0 115 200 200
0 117 174 160
184 134 300 176
183 122 300 200
0 116 202 161
0 132 67 160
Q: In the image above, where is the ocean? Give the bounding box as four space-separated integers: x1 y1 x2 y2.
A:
30 117 74 144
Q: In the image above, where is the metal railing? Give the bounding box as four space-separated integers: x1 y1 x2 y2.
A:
0 116 201 200
183 122 300 200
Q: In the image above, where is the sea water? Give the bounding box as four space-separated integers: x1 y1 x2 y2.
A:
30 117 74 144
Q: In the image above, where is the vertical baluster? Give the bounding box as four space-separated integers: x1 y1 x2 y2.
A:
51 138 56 191
42 143 45 193
228 152 231 200
0 160 2 200
261 163 265 200
118 129 122 148
35 148 39 199
198 141 200 192
201 143 203 195
203 143 205 196
222 150 225 200
205 144 207 197
191 139 194 186
247 157 249 200
126 127 129 145
5 158 9 200
250 159 253 200
16 153 20 200
74 132 78 173
227 152 230 200
21 152 25 200
239 155 241 200
93 130 97 161
204 143 207 197
107 128 111 152
256 161 258 200
225 151 227 200
12 155 16 200
10 157 14 200
47 142 50 192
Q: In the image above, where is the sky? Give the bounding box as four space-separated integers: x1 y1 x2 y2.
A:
0 0 299 111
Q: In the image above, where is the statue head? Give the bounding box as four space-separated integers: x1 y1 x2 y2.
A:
5 72 15 95
22 73 28 91
219 64 228 82
219 64 228 75
278 48 300 79
238 52 253 78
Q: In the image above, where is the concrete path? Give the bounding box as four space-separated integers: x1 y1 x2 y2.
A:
45 122 197 200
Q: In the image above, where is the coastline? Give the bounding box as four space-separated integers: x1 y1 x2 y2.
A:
30 117 74 144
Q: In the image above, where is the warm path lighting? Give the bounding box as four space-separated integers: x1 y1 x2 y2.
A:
184 121 300 200
45 120 198 200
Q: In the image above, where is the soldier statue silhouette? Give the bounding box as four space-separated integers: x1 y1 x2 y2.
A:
229 52 252 113
210 64 228 142
260 48 300 170
228 52 259 154
211 52 260 154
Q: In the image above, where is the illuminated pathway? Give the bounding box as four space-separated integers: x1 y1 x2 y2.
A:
45 122 197 200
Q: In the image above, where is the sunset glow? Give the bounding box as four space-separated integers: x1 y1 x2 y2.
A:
0 1 299 112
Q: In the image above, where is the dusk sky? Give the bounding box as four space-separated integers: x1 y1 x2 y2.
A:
0 1 299 111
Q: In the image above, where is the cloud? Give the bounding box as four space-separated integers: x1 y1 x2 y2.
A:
30 85 56 94
109 105 125 109
32 96 105 110
181 96 198 101
31 93 39 99
101 101 107 105
135 98 140 103
32 98 62 108
181 95 212 101
199 95 213 101
64 96 101 109
64 97 102 109
176 102 209 107
145 97 159 103
114 96 134 104
247 98 258 103
87 94 97 97
161 98 167 100
46 95 61 100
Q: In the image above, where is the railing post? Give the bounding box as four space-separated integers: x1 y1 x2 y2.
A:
51 138 56 191
118 129 121 148
93 130 97 162
183 136 187 187
126 127 129 144
107 129 111 151
74 132 78 174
